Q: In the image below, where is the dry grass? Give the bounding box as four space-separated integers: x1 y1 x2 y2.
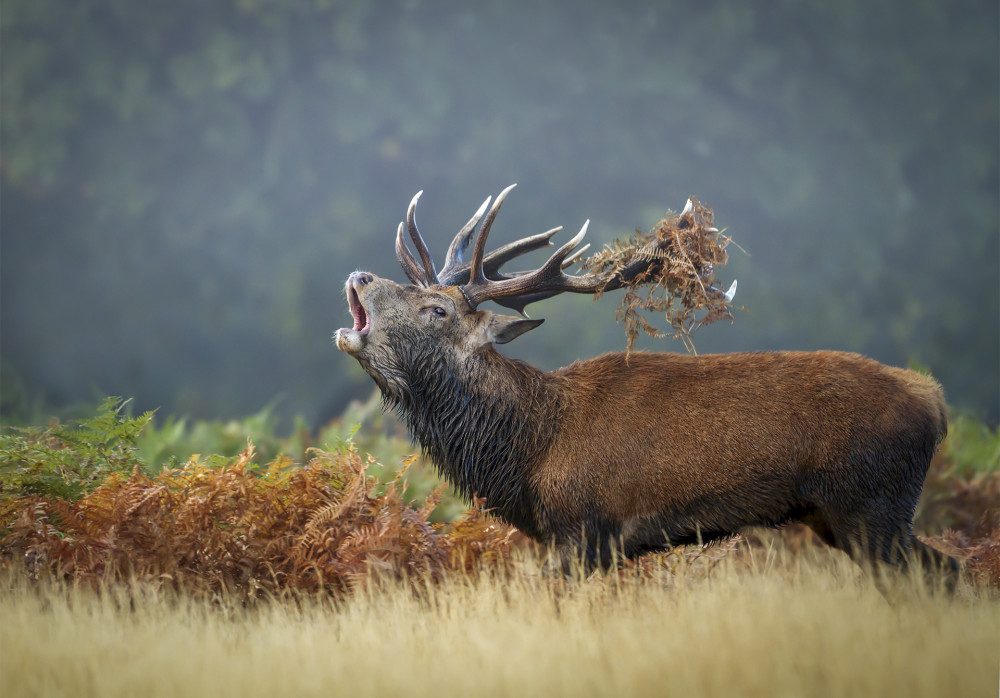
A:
2 541 997 698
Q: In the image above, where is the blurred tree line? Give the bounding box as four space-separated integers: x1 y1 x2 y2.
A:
2 0 997 426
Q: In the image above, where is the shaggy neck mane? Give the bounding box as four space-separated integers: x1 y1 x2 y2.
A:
384 347 559 536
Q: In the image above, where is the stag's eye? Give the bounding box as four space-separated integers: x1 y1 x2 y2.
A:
432 306 447 318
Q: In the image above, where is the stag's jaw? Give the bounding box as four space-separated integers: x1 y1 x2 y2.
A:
335 279 371 355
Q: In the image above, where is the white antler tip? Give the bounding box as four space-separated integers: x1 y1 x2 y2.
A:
475 196 492 218
496 183 517 201
681 198 694 216
569 219 590 247
724 280 737 302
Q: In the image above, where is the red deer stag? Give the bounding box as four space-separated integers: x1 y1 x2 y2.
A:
335 185 958 584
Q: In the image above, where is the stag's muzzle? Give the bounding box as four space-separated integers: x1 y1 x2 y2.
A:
335 271 373 354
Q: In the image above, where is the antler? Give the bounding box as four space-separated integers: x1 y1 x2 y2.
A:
396 186 555 289
395 191 436 286
455 187 700 313
438 185 564 286
395 185 733 315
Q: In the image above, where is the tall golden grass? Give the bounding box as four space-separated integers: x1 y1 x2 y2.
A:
2 540 997 698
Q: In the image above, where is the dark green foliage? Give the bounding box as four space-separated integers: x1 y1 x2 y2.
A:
133 394 468 521
941 415 1000 477
0 397 153 500
917 416 1000 536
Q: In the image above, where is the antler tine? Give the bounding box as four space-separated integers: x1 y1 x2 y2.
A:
396 222 427 286
493 291 563 316
439 196 491 281
547 220 591 271
406 191 438 284
482 228 560 278
438 228 559 287
468 183 517 287
562 242 590 269
497 236 588 282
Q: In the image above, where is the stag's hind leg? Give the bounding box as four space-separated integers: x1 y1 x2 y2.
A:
795 505 897 570
909 538 961 592
812 500 959 593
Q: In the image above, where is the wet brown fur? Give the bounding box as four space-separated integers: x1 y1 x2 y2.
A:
337 275 959 582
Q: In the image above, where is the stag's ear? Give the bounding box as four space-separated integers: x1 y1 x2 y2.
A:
485 314 544 345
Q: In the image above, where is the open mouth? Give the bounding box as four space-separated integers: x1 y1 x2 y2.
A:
346 283 371 335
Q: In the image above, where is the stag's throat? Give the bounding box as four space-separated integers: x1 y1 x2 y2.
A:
387 349 559 537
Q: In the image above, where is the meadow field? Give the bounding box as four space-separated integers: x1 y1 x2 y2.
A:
1 399 998 697
2 545 998 698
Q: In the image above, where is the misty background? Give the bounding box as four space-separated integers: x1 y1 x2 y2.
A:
2 0 998 428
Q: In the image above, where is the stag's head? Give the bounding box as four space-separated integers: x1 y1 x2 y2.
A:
335 184 604 398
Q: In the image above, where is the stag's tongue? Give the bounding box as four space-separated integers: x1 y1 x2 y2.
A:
352 302 368 331
348 286 370 334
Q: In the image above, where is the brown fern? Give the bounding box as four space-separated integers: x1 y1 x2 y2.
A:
5 435 993 596
581 198 739 353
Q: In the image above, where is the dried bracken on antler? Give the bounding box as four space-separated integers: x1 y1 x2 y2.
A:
579 197 739 354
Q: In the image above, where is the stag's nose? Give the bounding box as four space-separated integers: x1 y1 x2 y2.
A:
350 271 374 286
